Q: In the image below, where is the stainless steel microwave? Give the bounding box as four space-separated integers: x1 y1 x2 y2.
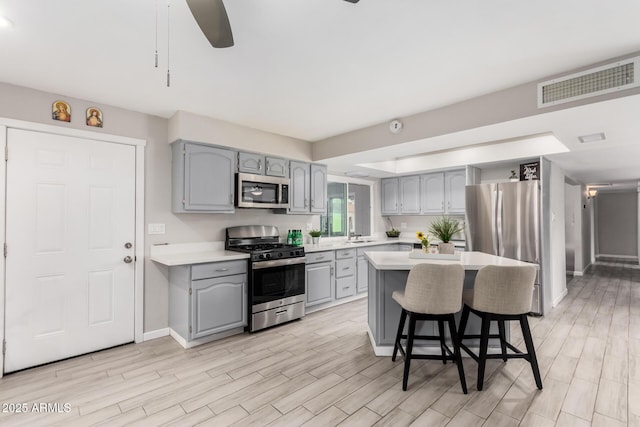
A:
236 173 290 209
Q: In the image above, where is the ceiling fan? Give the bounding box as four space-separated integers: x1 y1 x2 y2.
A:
186 0 360 48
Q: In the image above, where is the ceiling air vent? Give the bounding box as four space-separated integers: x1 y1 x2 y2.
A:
537 57 640 108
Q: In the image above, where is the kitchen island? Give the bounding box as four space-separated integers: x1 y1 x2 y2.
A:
364 250 536 356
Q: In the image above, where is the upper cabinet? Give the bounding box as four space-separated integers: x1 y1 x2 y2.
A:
266 157 289 177
172 141 236 213
238 152 289 177
399 176 421 214
289 161 310 213
444 170 466 214
421 173 445 214
382 169 466 216
310 164 327 213
380 178 399 215
289 162 327 214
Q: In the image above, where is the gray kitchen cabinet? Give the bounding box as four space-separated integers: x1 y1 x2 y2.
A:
288 161 327 214
310 164 328 213
289 161 310 213
357 256 368 293
266 156 289 177
381 178 400 215
419 169 465 215
335 249 356 299
238 152 289 177
305 251 335 307
172 140 236 213
445 169 466 214
169 259 248 344
238 152 265 175
399 175 421 214
421 173 445 214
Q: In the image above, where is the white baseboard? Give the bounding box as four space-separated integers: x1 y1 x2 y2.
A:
169 327 245 349
143 328 170 341
553 288 569 307
597 254 639 261
572 271 583 277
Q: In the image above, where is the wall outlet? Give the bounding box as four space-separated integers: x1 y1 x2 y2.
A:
148 223 166 235
400 222 407 230
306 223 313 231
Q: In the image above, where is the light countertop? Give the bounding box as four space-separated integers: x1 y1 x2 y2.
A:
150 242 249 266
365 250 537 271
304 238 465 253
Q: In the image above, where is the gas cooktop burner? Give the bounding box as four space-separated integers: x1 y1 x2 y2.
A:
235 243 291 252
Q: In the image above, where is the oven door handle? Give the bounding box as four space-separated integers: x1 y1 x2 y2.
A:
252 257 306 269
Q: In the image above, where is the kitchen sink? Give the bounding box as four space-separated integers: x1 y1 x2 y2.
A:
345 239 375 244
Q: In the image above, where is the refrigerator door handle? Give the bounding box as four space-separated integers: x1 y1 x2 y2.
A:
490 189 499 256
496 190 504 257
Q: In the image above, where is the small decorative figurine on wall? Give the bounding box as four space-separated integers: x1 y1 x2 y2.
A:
86 107 103 128
52 100 71 122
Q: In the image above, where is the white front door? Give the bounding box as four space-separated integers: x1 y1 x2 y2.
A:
4 129 136 373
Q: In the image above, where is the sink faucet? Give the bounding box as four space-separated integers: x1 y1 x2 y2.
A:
347 216 353 240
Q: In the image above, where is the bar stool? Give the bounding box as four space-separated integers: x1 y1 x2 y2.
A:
391 263 467 393
457 265 542 391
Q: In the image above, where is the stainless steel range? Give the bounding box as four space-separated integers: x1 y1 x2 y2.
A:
225 225 306 332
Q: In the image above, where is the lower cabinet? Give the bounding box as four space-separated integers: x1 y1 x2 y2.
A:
191 274 246 339
305 251 335 307
169 259 247 345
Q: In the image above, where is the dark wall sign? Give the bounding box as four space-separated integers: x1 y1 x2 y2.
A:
520 161 540 181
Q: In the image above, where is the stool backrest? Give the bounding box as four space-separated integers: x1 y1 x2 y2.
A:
403 263 465 314
472 265 537 315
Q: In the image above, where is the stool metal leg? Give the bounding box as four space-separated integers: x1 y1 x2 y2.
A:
477 313 491 391
448 313 468 394
402 313 417 391
497 320 508 362
520 314 543 390
392 309 407 362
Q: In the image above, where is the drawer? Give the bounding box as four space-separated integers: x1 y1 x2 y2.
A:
192 260 248 280
336 248 356 259
305 251 335 264
336 276 355 299
335 258 356 278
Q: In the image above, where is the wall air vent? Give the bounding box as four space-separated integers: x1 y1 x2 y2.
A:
538 56 640 108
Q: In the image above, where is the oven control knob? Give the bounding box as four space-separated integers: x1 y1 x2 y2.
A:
258 254 264 260
296 250 302 256
278 252 283 257
265 253 271 259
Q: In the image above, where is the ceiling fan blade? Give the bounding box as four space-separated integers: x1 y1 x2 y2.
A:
186 0 234 48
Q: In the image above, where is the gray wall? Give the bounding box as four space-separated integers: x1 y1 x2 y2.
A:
596 192 638 257
0 82 318 333
581 185 593 269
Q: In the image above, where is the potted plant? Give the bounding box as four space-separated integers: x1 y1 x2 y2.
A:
385 217 400 238
428 216 463 254
309 229 322 245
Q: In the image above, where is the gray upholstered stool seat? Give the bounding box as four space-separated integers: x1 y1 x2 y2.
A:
391 263 467 393
458 265 542 391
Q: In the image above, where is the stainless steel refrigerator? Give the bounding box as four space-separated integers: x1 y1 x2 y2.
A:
465 181 542 315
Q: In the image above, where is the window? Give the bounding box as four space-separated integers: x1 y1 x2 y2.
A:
320 181 371 237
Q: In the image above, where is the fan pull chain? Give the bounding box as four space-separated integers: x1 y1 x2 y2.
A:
166 0 171 87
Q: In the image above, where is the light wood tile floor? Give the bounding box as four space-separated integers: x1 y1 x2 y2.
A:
0 261 638 426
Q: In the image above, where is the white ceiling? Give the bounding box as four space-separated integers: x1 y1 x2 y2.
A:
1 0 640 188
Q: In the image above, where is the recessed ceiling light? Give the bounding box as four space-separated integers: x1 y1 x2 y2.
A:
0 16 13 28
578 132 605 143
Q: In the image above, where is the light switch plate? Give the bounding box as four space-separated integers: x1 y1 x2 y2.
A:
148 223 166 235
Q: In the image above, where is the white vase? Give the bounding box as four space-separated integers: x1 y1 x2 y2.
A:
312 236 320 245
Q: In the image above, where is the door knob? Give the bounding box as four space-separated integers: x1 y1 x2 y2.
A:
124 256 133 264
124 242 132 249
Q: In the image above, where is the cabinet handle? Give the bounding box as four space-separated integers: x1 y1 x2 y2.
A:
317 256 325 260
343 267 350 271
330 266 334 276
343 287 350 291
275 309 288 316
215 268 229 272
258 159 262 171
